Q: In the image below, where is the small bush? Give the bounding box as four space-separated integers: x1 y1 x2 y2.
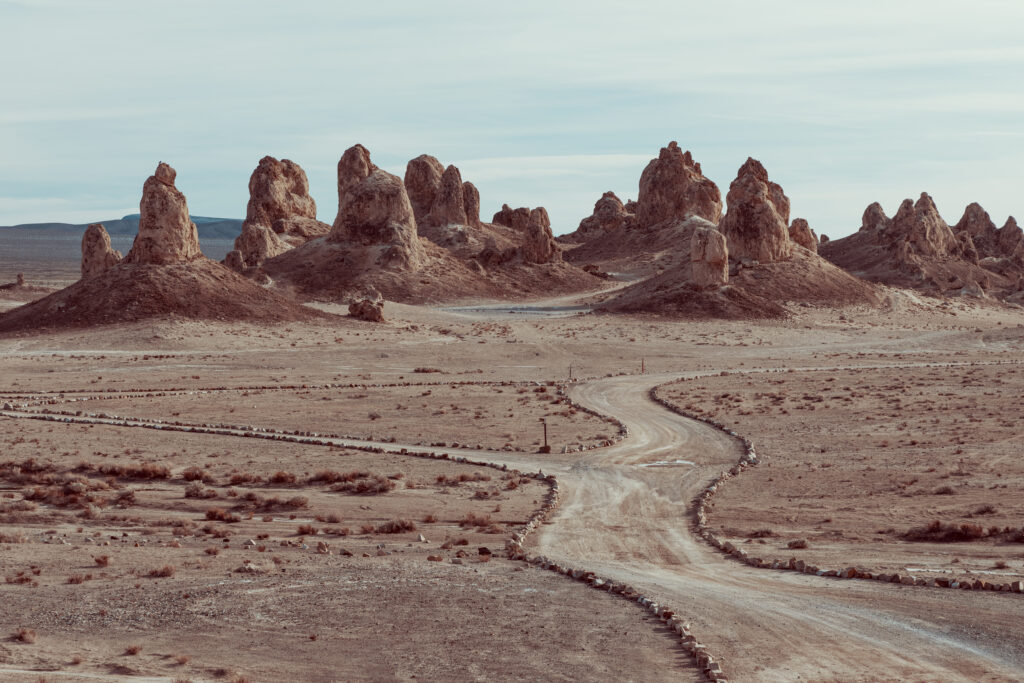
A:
94 555 110 567
269 471 297 485
15 627 36 643
787 539 808 549
330 475 395 495
376 519 416 534
934 486 956 495
185 482 217 499
297 524 318 536
124 644 142 655
147 565 176 578
67 574 92 584
181 467 206 481
205 508 240 523
903 520 988 542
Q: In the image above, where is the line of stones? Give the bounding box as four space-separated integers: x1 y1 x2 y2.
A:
1 406 725 681
2 380 628 454
648 379 1024 596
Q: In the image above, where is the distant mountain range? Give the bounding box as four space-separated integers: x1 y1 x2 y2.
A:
0 214 243 239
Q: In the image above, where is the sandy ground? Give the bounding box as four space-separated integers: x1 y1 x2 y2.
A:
2 268 1024 682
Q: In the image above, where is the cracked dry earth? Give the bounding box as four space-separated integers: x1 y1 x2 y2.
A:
1 293 1023 681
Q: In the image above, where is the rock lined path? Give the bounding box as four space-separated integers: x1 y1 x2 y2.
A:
4 370 1023 681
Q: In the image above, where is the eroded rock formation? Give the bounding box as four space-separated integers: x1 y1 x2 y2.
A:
462 181 481 227
330 145 424 270
690 226 728 288
788 218 818 253
574 191 634 240
428 165 468 227
123 163 203 265
718 158 792 263
636 142 722 227
404 154 445 223
349 298 384 322
81 223 122 278
889 193 960 258
520 217 561 264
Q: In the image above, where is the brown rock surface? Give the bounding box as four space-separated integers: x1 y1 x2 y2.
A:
334 144 377 223
520 218 561 264
80 223 122 279
636 142 722 227
428 165 468 228
788 218 818 253
349 298 385 322
462 181 481 227
997 217 1023 261
860 202 891 233
718 158 792 263
123 163 202 265
569 191 634 242
492 204 533 231
404 154 445 223
890 193 959 258
690 226 728 287
954 203 999 257
234 223 291 269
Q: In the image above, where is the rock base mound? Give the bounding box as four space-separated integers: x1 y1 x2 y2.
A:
0 259 329 334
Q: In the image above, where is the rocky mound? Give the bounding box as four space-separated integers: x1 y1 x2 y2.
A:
81 223 122 278
0 163 329 334
228 156 331 269
821 195 1023 298
261 145 595 304
562 144 722 274
636 141 722 227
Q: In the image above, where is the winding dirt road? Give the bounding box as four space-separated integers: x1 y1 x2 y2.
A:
5 370 1023 681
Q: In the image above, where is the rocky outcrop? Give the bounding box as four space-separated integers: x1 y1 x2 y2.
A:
997 217 1023 261
81 224 122 278
228 156 330 269
330 145 423 270
492 204 532 231
462 182 481 228
404 154 444 223
690 226 728 288
520 217 561 264
788 218 818 253
860 202 891 233
571 192 635 241
636 142 722 227
889 193 959 258
428 165 468 227
123 163 203 265
718 158 792 263
954 203 998 256
349 298 384 322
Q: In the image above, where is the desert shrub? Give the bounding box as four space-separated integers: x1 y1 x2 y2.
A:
359 524 375 535
787 539 808 549
747 528 776 538
205 508 240 523
15 627 36 643
185 482 217 499
376 519 416 534
98 463 170 480
228 473 261 486
269 471 297 485
205 547 220 555
902 520 988 542
181 467 207 482
114 490 136 507
458 513 492 528
422 513 437 523
297 524 318 536
934 486 956 495
94 555 110 567
66 574 92 584
147 565 176 578
413 367 442 373
330 475 395 495
124 644 142 655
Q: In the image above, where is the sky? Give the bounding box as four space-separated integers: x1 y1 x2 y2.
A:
1 0 1022 238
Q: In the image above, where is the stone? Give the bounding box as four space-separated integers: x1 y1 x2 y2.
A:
348 298 384 322
232 223 291 269
636 142 722 227
997 217 1024 261
123 162 203 265
80 223 122 278
404 154 444 223
788 218 818 253
890 193 960 258
954 202 999 257
718 158 792 263
244 156 318 231
691 226 729 288
427 165 468 227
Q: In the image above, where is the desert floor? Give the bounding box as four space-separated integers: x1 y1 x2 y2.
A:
1 273 1023 682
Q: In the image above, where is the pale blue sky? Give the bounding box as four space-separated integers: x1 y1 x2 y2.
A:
1 0 1022 237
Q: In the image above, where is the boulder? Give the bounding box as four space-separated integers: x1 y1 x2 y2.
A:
427 165 468 227
860 202 891 232
349 298 384 322
81 223 122 278
788 218 818 253
404 154 444 223
690 226 728 288
575 191 633 239
636 142 723 227
233 223 291 269
123 162 203 265
718 158 792 262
